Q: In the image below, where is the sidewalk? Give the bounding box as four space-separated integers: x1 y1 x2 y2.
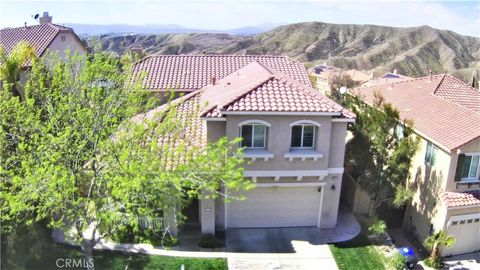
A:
53 228 228 258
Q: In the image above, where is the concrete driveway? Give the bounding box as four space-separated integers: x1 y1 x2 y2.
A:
225 207 360 269
226 228 339 270
442 252 480 270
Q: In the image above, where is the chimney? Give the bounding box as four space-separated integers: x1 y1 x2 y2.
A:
39 12 52 24
130 45 145 60
393 69 397 75
211 76 217 85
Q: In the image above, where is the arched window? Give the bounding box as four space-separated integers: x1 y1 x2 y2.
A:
289 120 321 149
238 120 270 149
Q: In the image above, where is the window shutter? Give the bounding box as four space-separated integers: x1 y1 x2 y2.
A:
454 154 465 182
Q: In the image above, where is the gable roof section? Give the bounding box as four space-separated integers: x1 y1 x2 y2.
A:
0 23 85 67
132 54 311 91
353 74 480 152
433 75 480 112
133 61 354 157
443 191 480 209
197 61 354 119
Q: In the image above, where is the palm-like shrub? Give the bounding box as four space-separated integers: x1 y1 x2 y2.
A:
424 230 455 268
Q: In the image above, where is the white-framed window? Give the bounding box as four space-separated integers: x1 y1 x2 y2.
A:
424 142 437 166
461 154 480 180
290 124 315 148
240 124 267 148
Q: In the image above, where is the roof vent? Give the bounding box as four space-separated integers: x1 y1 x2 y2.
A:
211 77 217 85
39 12 52 24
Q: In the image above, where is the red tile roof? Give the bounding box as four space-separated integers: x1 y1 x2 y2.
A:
353 74 480 151
132 61 354 157
433 75 480 112
130 91 206 168
198 61 354 119
443 191 480 208
0 23 83 67
131 55 311 91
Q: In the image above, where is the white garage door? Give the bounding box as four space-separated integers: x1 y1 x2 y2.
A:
227 186 321 228
444 214 480 256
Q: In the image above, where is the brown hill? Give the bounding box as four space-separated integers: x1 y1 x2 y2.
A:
87 22 480 82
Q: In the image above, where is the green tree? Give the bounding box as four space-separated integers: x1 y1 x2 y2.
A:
424 230 455 268
0 42 35 99
0 53 251 270
329 73 360 97
333 91 419 215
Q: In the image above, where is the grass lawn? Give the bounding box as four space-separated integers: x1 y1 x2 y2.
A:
5 246 227 270
2 224 227 270
329 232 387 270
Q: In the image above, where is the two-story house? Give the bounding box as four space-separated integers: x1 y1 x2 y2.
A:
353 74 480 256
0 12 87 71
132 55 355 234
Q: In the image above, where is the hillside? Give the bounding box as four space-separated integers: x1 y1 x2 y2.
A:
86 22 480 81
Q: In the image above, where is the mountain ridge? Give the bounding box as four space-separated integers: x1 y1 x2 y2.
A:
85 21 480 82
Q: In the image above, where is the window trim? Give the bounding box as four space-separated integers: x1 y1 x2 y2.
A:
290 124 316 149
238 119 272 128
461 153 480 181
239 123 268 149
289 120 321 128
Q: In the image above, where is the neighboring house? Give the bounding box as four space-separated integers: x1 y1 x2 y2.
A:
308 64 371 94
0 12 87 72
133 56 355 234
132 54 311 93
308 63 339 94
361 70 411 86
353 74 480 256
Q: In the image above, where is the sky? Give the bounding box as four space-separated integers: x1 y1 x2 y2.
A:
0 0 479 37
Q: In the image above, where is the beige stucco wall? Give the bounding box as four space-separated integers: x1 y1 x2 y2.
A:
224 115 343 171
446 138 480 192
404 135 480 245
46 32 87 59
329 123 348 168
205 115 349 231
321 173 343 227
404 136 452 243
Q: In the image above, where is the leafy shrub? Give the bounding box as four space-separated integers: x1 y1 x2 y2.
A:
111 225 135 243
160 233 179 247
198 234 223 249
425 256 443 269
368 217 387 236
367 217 387 236
110 226 178 247
389 251 406 270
